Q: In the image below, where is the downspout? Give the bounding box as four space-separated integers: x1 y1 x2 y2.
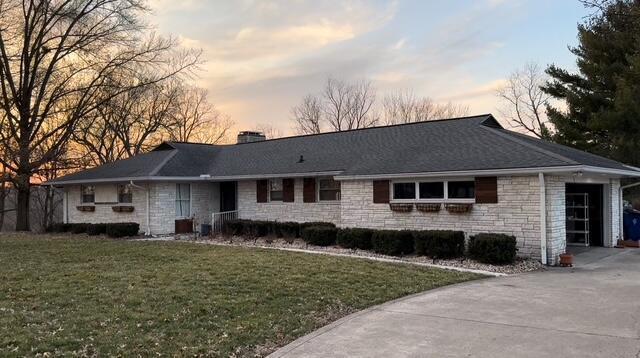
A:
129 181 151 236
619 181 640 241
539 173 548 265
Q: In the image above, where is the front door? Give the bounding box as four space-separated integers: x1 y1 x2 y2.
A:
220 181 237 212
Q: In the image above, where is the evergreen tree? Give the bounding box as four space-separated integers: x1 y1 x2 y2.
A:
543 0 640 166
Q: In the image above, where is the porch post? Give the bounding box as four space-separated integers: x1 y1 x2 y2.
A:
539 172 548 265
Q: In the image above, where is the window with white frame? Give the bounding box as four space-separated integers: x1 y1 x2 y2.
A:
447 181 475 199
419 182 444 199
269 179 283 201
117 184 133 204
81 185 95 203
392 180 475 202
392 182 416 200
318 178 341 201
175 184 191 217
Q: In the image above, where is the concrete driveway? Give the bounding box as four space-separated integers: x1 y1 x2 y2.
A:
271 248 640 358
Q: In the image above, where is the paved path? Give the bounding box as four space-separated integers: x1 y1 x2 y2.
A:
271 248 640 358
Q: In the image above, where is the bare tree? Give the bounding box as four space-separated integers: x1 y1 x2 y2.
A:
496 63 553 138
73 79 182 167
292 77 378 134
168 85 234 144
0 0 200 230
292 95 323 134
382 90 469 125
323 78 377 131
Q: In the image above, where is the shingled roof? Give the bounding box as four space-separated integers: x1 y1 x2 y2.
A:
48 114 640 184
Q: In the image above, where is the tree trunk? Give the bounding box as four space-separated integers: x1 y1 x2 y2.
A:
15 174 30 231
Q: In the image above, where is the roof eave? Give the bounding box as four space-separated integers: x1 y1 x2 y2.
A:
334 165 640 180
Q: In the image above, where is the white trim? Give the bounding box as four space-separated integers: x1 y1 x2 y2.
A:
46 165 640 186
389 179 475 203
317 177 341 202
336 165 640 181
47 171 345 185
538 173 547 265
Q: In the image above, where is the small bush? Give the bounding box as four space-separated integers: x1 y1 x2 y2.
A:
276 222 300 238
106 222 140 238
468 233 517 265
223 220 245 236
246 220 270 237
70 223 89 234
413 230 465 259
337 228 374 250
48 223 72 233
371 230 414 256
301 226 338 246
86 223 107 236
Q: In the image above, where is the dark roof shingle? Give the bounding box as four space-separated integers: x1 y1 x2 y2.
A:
49 114 638 184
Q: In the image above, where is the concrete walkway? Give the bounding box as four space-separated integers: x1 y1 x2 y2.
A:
271 248 640 358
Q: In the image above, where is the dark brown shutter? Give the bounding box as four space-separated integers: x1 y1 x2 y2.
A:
283 178 295 202
303 178 316 203
475 177 498 204
256 180 268 203
373 180 390 203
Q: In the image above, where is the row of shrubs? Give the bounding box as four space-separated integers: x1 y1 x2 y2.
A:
223 219 336 241
223 219 517 265
48 222 140 238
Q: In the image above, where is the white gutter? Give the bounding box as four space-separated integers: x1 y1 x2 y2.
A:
45 165 640 186
128 181 151 236
46 171 345 186
335 165 640 181
538 173 548 265
619 181 640 240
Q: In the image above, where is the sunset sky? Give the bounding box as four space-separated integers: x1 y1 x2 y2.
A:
149 0 589 136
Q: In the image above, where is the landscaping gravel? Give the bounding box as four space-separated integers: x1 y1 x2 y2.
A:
187 235 544 275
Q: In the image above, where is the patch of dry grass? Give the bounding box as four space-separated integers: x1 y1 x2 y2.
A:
0 234 481 356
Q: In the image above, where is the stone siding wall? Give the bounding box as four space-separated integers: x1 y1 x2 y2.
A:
237 179 341 224
68 182 218 235
545 176 566 265
67 184 148 229
340 176 543 259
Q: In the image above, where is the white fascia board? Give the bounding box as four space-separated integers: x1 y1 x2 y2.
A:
334 165 640 181
46 171 345 186
333 166 585 180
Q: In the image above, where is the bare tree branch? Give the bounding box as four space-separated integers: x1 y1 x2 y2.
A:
0 0 200 229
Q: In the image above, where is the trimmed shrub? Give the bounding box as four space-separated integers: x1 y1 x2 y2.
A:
371 230 414 256
70 223 89 234
273 221 299 238
48 223 72 233
337 228 374 250
246 220 270 237
86 223 107 236
468 233 517 265
223 219 245 236
413 230 465 259
301 226 338 246
106 222 140 238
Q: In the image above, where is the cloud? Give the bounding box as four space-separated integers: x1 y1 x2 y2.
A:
150 0 535 135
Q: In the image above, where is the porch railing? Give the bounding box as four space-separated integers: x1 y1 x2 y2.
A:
211 210 238 234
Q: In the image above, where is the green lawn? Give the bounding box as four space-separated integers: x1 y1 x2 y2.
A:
0 234 481 356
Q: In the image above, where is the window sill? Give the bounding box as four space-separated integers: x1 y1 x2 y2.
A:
390 199 475 204
76 205 95 212
112 205 134 213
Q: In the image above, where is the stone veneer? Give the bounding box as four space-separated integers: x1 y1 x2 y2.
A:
340 176 543 260
66 175 622 263
237 179 340 224
67 182 218 235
